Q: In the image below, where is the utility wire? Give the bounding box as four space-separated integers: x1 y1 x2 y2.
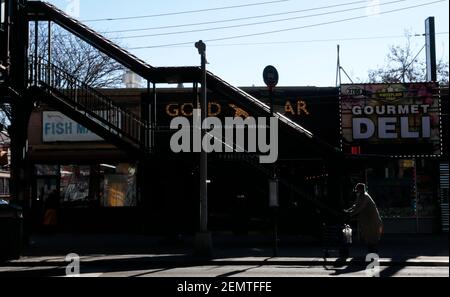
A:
405 44 426 71
127 0 446 50
102 0 370 34
83 0 291 22
114 0 407 40
128 33 447 48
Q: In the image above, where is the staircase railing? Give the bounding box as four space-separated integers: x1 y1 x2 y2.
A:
29 57 151 151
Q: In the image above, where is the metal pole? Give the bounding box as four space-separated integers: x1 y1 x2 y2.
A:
193 82 198 108
4 0 11 73
147 80 150 149
195 40 212 255
152 82 156 150
425 17 437 82
47 21 51 83
141 80 151 149
414 158 420 233
273 207 278 257
200 44 208 233
34 20 38 83
269 87 274 116
269 87 278 257
336 45 341 87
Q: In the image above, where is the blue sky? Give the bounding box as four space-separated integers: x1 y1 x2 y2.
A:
45 0 449 87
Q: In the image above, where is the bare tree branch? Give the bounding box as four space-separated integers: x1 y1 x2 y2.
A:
2 24 136 136
368 33 449 85
29 23 125 88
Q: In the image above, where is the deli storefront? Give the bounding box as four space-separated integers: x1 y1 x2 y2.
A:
340 83 447 233
25 84 448 234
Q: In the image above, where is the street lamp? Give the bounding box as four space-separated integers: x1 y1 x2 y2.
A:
194 40 212 256
263 65 279 257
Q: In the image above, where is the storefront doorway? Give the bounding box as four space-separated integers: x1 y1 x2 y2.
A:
366 159 439 233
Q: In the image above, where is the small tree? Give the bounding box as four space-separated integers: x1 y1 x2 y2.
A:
1 24 128 137
368 33 449 85
29 23 125 88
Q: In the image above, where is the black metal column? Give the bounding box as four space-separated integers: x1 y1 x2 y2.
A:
141 81 151 150
6 0 33 253
425 17 437 82
194 41 212 256
9 0 31 206
151 82 156 150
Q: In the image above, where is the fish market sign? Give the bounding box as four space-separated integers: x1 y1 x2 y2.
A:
341 83 441 156
43 111 103 142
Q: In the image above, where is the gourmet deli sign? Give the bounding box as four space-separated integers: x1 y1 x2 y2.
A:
340 83 441 157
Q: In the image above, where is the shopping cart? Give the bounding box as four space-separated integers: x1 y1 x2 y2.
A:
322 223 352 259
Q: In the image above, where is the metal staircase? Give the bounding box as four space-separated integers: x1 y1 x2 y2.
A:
27 1 155 79
26 1 340 158
29 58 151 156
22 0 343 216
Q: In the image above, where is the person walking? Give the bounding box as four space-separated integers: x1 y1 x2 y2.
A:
345 183 383 253
42 190 60 233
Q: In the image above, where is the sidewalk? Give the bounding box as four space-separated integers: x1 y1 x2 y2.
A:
16 232 449 266
1 232 447 277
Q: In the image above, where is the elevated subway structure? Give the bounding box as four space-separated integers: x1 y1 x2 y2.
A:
1 0 347 241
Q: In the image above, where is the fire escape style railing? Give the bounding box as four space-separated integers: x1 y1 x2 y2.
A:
26 1 339 156
27 1 155 77
22 0 344 216
206 71 316 139
29 58 151 152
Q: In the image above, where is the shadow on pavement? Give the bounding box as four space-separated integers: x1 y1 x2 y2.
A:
0 232 447 277
323 258 369 276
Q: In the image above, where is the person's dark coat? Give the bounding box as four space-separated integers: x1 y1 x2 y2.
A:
347 192 383 245
43 191 59 227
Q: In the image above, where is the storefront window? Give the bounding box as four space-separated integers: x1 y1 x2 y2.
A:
34 163 137 208
35 165 59 203
416 161 438 217
35 165 60 176
0 176 9 196
100 163 136 207
367 160 416 218
60 165 91 206
367 159 437 219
